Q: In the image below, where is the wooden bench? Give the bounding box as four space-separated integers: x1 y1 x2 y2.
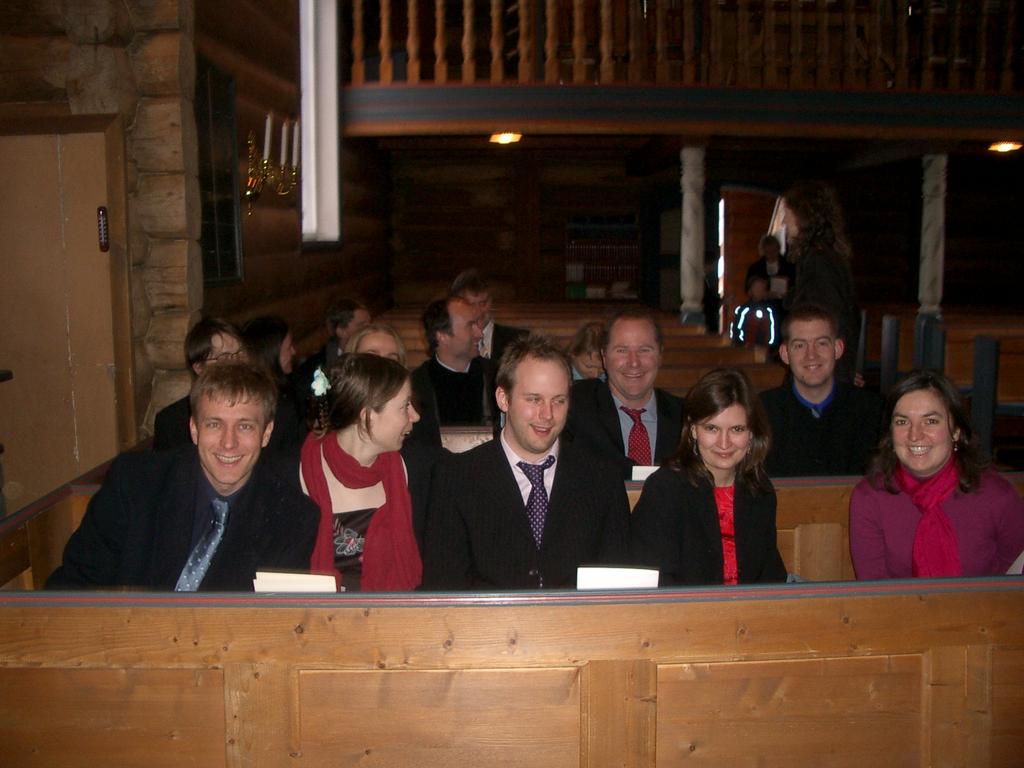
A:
655 361 787 395
2 582 1022 765
945 327 1024 402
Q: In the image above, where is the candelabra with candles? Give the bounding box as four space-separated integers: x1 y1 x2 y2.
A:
244 113 300 215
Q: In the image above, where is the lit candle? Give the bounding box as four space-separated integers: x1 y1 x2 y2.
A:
280 120 290 167
291 119 300 167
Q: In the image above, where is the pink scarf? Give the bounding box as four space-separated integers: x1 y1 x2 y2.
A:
300 432 422 591
896 455 962 578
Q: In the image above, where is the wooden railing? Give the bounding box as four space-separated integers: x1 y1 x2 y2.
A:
346 0 1020 93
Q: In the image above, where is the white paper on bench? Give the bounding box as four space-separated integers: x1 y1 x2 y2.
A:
577 566 659 590
631 465 659 482
1008 549 1024 575
253 571 339 592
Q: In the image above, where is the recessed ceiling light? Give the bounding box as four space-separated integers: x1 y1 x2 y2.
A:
988 141 1022 153
489 132 522 145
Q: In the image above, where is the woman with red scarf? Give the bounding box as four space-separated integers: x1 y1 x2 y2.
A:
300 353 423 591
851 370 1024 579
631 368 787 585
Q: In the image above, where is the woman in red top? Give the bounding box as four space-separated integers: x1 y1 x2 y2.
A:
631 368 787 585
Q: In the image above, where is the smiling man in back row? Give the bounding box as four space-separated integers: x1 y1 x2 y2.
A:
761 303 882 477
564 307 684 480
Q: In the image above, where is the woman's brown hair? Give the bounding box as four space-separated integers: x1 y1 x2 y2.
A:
667 367 773 494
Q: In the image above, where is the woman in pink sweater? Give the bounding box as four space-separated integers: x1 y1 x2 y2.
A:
850 370 1024 579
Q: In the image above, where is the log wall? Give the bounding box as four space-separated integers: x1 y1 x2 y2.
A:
1 583 1023 766
390 147 643 306
195 2 393 361
0 0 197 440
0 0 394 440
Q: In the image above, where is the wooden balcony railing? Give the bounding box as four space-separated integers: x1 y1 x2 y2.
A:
345 0 1021 93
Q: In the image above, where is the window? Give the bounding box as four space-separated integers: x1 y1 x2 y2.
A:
300 0 341 242
195 56 244 283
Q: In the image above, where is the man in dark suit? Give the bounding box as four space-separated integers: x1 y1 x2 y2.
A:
47 363 318 591
450 268 527 364
152 317 244 451
564 307 684 480
761 303 882 476
422 334 629 590
291 296 371 396
407 296 498 446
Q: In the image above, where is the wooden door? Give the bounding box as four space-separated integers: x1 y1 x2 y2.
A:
0 133 119 512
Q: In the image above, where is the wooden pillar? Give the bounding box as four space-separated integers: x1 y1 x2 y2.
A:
352 0 365 84
518 0 533 83
679 146 706 324
407 0 421 83
491 0 504 83
599 0 613 84
918 154 947 316
462 0 475 83
655 0 668 83
545 0 559 83
435 0 448 84
380 0 392 84
683 0 697 84
573 0 587 83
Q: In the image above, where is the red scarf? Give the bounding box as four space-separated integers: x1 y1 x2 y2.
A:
300 432 422 591
896 455 962 578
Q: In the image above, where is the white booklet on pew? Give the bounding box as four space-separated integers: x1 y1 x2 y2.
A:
253 571 339 593
630 465 659 482
1008 549 1024 575
577 566 659 590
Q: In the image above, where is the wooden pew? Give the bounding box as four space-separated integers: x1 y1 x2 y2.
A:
945 326 1024 402
655 361 787 395
2 582 1023 766
0 462 104 590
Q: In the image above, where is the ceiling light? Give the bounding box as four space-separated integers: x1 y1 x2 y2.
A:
988 141 1022 153
489 132 522 145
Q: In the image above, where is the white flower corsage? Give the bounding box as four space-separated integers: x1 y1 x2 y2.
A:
311 367 330 397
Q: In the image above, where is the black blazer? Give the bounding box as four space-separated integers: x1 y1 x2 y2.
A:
421 438 630 590
46 447 319 591
564 379 684 480
489 322 528 364
761 382 882 477
630 466 787 586
152 394 191 451
407 356 498 447
400 439 446 551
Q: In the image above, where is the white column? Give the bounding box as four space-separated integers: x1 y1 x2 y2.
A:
679 146 706 322
918 154 947 315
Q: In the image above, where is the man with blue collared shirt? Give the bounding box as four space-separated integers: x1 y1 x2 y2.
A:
421 335 629 589
564 307 684 480
762 304 882 476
